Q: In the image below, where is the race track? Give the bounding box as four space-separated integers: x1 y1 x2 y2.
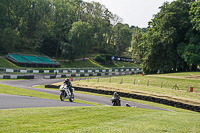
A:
0 74 171 111
0 94 93 109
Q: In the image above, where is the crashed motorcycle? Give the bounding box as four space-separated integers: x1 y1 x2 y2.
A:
59 84 74 102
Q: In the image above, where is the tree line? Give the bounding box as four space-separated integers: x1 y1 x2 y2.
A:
0 0 137 62
1 0 199 73
131 0 200 73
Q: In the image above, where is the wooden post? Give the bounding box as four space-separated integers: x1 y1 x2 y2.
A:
147 80 149 86
120 78 123 84
134 79 136 84
161 82 163 88
109 77 111 83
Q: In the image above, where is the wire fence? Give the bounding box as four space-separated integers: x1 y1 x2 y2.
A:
84 75 200 93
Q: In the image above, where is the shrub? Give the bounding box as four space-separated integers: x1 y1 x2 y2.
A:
94 55 106 64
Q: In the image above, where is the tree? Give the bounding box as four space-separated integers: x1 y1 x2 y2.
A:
82 1 113 54
130 28 144 63
0 0 6 29
190 0 200 31
113 23 132 56
175 0 200 70
0 28 20 54
142 0 194 73
68 21 93 60
52 0 82 59
61 42 75 63
0 0 132 59
0 0 7 54
175 0 200 69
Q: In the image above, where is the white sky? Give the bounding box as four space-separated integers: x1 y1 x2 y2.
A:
85 0 175 28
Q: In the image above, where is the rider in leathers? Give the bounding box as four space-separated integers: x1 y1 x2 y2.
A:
111 92 121 106
64 78 73 94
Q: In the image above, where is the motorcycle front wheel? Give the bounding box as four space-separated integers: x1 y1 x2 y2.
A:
69 93 74 102
112 101 117 106
60 93 65 101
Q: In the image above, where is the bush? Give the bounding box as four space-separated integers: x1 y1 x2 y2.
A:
94 55 106 64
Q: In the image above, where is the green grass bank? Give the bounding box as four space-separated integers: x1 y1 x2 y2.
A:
0 107 200 133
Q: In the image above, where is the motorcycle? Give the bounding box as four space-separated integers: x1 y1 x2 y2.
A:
111 98 121 106
59 84 74 102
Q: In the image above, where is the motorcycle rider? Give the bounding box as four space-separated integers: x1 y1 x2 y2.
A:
112 92 120 100
63 78 73 94
111 92 121 106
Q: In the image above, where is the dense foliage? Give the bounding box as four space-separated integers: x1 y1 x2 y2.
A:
0 0 134 60
1 0 199 73
131 0 200 73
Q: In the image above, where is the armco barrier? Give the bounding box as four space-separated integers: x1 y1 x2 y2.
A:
0 75 34 79
43 72 134 79
1 67 142 74
44 84 200 112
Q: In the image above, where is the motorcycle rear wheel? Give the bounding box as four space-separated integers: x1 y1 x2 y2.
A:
69 93 74 102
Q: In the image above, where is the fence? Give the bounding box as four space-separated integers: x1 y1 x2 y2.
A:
82 75 200 93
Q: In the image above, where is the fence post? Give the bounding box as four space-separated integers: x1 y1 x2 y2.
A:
161 82 163 88
109 77 111 83
147 80 149 86
120 78 123 84
134 79 136 84
98 77 99 82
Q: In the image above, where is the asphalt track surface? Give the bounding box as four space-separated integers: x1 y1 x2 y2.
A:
0 74 171 111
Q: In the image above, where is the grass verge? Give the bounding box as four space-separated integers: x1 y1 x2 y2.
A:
0 106 200 133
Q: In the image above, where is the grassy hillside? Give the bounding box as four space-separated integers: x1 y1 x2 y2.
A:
60 59 140 68
0 58 18 68
53 59 140 68
1 107 199 132
112 61 140 67
59 59 105 68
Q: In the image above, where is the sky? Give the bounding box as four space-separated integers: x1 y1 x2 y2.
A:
85 0 175 28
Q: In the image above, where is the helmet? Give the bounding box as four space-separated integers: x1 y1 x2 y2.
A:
113 92 117 96
65 78 70 83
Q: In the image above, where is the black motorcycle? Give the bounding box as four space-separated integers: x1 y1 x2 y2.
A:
111 98 121 106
